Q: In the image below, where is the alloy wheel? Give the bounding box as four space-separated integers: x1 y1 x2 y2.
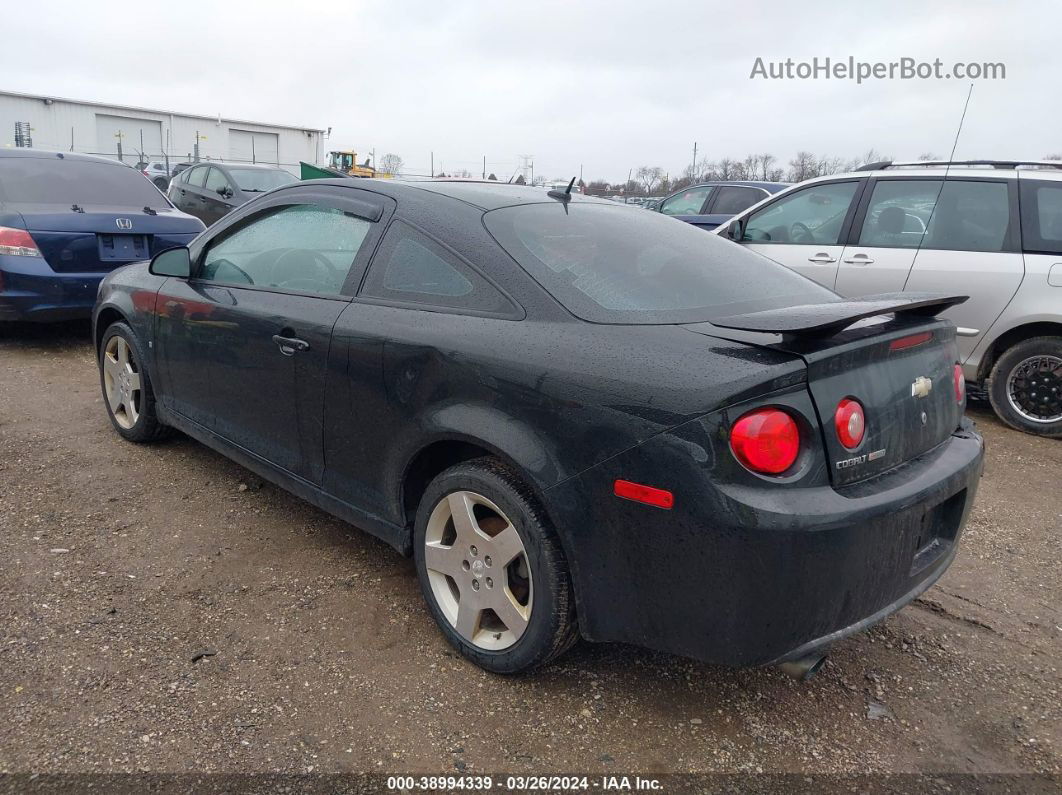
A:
1006 355 1062 423
423 490 533 651
103 336 142 429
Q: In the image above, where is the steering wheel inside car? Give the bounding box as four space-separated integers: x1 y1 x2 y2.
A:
270 249 341 291
790 222 815 244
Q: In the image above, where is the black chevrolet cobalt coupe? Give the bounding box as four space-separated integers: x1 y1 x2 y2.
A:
93 179 984 675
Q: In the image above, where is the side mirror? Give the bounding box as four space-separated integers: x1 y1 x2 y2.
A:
150 246 191 278
217 186 232 197
726 218 745 241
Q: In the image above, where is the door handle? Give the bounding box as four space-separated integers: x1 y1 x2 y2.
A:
842 253 875 265
272 334 310 355
807 253 836 263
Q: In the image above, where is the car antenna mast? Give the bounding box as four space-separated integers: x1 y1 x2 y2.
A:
902 82 973 290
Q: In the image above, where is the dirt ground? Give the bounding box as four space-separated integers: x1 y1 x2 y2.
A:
1 321 1059 780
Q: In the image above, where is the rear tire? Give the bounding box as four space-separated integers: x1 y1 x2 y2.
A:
99 322 169 443
412 458 578 673
987 336 1062 438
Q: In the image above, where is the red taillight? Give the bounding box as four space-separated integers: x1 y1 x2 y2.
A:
834 398 865 449
613 479 674 509
953 364 965 404
890 331 933 351
0 226 41 257
729 408 800 475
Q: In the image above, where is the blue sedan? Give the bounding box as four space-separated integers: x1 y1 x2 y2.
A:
0 149 204 322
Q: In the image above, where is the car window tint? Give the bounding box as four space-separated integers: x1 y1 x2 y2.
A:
186 166 208 187
204 167 230 192
361 221 514 314
485 202 836 325
1022 181 1062 252
227 167 297 193
200 204 371 296
923 180 1010 252
659 186 713 216
743 182 859 245
857 180 939 248
0 157 169 207
712 186 764 215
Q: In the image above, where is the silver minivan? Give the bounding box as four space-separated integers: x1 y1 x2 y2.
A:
716 160 1062 438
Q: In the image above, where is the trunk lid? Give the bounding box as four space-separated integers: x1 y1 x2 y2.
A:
17 206 203 273
684 295 966 486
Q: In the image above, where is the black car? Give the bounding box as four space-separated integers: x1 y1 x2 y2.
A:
93 180 984 675
168 161 297 225
0 149 204 322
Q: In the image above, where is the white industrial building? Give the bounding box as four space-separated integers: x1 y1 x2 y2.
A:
0 89 325 175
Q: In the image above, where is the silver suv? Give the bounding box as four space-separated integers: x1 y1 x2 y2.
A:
716 160 1062 437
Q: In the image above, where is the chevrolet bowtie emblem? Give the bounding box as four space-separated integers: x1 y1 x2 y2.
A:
911 376 933 399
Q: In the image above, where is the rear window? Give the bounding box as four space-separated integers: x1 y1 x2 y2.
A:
0 156 168 208
227 167 297 193
484 202 836 324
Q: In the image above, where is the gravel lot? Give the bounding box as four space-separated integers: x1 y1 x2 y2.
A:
1 321 1059 779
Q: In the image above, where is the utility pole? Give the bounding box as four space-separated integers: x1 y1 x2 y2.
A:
482 155 486 179
430 151 434 177
530 161 534 185
691 141 697 180
518 154 533 183
579 164 583 184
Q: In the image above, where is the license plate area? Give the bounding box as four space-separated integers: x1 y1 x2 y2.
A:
910 488 966 574
98 234 149 262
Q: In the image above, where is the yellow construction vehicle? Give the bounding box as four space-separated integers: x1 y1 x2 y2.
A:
327 150 377 177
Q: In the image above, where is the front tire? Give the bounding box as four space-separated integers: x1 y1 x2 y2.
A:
413 458 578 673
99 322 169 443
987 336 1062 438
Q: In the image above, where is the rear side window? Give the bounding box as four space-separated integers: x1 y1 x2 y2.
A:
1020 179 1062 254
858 180 939 248
923 180 1010 252
0 157 168 207
711 186 764 215
485 201 835 324
360 221 516 316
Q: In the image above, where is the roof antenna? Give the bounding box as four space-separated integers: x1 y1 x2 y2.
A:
548 177 576 202
902 83 973 290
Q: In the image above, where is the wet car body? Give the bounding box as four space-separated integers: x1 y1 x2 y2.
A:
93 180 984 668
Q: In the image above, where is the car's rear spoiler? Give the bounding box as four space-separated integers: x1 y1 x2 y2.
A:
710 293 969 336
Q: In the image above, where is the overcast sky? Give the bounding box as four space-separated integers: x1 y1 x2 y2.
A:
4 0 1057 182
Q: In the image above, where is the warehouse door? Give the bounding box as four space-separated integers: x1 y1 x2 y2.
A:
95 114 163 163
229 129 279 165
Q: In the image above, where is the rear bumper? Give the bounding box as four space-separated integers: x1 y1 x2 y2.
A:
0 254 106 321
544 421 985 667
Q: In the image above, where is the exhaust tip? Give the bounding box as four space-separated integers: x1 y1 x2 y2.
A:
776 653 827 681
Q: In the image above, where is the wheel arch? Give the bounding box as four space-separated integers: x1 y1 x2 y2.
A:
978 320 1062 382
94 305 130 353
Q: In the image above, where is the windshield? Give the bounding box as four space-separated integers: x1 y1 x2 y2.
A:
0 157 169 208
484 202 837 324
227 167 297 193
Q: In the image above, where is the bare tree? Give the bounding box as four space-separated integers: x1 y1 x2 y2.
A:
787 151 819 182
716 158 739 180
918 152 941 161
758 153 776 181
487 172 498 180
379 153 404 175
1045 154 1062 161
636 166 665 195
